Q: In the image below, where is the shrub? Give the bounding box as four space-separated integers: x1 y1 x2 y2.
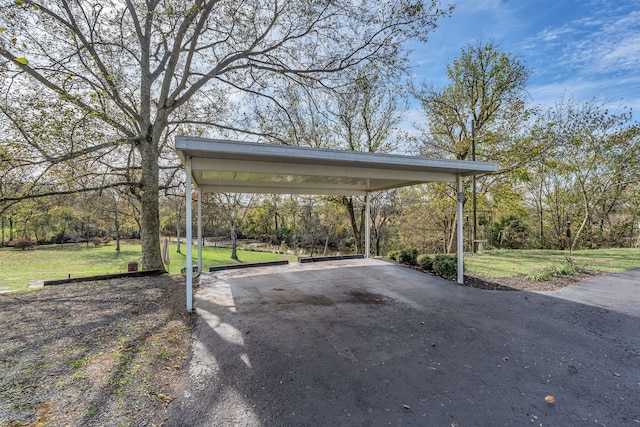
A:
89 236 113 247
553 256 576 275
397 247 418 266
432 254 457 280
525 270 552 281
10 238 36 250
417 254 433 271
386 250 399 261
491 215 529 249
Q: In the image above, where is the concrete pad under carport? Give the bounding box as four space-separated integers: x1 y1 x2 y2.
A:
167 259 640 426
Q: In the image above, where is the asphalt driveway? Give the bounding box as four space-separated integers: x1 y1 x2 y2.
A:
167 259 640 426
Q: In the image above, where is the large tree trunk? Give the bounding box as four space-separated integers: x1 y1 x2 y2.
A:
139 140 164 271
343 197 363 254
323 234 330 256
230 221 239 261
114 211 121 253
571 197 590 253
112 193 121 252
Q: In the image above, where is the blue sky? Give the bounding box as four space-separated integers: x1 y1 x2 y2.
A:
408 0 640 118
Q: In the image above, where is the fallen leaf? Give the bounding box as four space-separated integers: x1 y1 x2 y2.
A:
545 395 555 404
151 391 174 403
613 372 620 377
403 404 411 409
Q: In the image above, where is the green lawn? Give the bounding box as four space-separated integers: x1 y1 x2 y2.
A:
464 248 640 278
0 241 296 292
3 243 638 292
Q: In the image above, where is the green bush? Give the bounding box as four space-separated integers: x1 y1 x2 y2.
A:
525 270 552 281
553 256 576 275
417 254 433 271
397 247 418 266
432 254 457 280
386 250 400 261
525 257 576 281
10 238 36 250
89 236 113 247
89 237 103 247
491 215 529 249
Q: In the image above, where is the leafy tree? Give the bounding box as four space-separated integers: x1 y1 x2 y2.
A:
214 193 254 261
532 97 640 250
393 185 457 253
414 40 535 251
244 196 280 243
316 199 348 256
491 215 529 249
0 0 451 269
297 198 323 256
259 72 408 253
369 190 398 256
329 74 408 253
414 40 532 162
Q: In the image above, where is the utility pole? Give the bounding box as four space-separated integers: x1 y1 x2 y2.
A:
472 119 477 253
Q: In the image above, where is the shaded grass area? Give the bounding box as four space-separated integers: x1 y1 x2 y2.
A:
0 274 193 426
0 241 296 292
464 248 640 278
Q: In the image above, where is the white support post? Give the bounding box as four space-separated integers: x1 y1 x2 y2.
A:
365 191 371 258
186 157 193 311
197 187 203 273
457 175 465 284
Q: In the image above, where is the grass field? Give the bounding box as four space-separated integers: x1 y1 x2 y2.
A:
2 243 638 292
0 241 296 292
464 248 640 278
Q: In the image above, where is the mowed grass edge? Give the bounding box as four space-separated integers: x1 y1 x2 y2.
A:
2 244 639 292
0 241 297 292
464 248 640 278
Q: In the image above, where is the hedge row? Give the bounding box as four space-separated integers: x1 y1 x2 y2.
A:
387 247 458 281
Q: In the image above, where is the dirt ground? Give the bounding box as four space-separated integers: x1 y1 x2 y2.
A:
0 264 615 426
0 274 193 427
463 269 606 291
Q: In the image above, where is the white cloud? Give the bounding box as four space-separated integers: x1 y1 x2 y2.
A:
410 0 640 115
520 3 640 113
532 9 640 75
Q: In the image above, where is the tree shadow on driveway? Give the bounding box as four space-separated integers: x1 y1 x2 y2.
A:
167 261 640 426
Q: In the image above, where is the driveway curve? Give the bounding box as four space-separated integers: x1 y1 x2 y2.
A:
167 259 640 426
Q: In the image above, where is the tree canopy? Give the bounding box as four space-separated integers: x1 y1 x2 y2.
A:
0 0 452 268
414 40 533 162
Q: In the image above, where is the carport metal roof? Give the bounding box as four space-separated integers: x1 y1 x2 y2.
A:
175 136 498 196
175 136 499 311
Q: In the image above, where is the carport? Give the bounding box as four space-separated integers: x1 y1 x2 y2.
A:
175 136 498 311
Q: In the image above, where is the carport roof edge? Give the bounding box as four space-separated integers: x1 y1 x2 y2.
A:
175 136 499 195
